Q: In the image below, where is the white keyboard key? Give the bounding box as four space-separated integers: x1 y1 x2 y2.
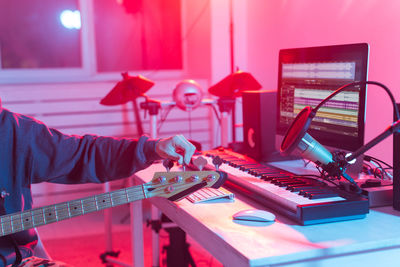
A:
204 156 345 212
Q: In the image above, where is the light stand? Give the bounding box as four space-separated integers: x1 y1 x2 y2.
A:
280 81 400 209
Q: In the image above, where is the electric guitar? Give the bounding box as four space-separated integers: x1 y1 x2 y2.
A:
0 170 227 237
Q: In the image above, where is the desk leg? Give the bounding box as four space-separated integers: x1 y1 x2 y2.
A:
131 178 145 267
151 206 161 267
104 182 113 251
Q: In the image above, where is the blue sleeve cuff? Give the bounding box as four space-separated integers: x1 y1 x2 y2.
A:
140 135 163 163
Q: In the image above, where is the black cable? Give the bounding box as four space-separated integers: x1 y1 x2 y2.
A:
157 105 174 133
314 81 399 120
287 174 340 191
310 81 398 187
313 166 344 188
362 162 374 175
145 0 210 78
210 104 221 122
182 0 210 42
364 155 393 169
364 155 393 180
291 174 342 189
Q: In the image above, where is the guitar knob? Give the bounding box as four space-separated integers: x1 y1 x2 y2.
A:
158 176 167 184
206 174 216 182
174 175 183 183
165 185 174 193
190 175 199 182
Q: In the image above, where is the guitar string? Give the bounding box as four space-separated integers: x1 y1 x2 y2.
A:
1 175 212 235
0 188 145 235
0 187 145 235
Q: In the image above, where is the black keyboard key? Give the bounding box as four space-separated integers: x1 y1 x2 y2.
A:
288 185 315 192
308 192 340 199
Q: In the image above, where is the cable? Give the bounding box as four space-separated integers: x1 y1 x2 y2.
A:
314 81 399 121
363 155 393 180
182 0 210 42
292 173 341 188
364 155 393 169
157 105 174 133
144 0 210 78
210 103 221 122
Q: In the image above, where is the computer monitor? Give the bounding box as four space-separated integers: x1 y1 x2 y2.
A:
276 43 370 153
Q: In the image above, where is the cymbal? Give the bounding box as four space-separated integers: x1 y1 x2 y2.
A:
208 71 262 98
100 73 155 106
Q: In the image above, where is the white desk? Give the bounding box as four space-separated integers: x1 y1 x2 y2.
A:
134 164 400 267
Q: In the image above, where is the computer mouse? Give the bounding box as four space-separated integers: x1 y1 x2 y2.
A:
232 209 276 222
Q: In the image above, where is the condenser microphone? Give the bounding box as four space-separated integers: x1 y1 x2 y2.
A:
280 106 361 193
280 106 329 162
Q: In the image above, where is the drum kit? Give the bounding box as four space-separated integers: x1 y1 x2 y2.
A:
100 70 261 145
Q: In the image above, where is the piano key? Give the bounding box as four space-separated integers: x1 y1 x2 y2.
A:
260 174 292 181
288 185 316 192
300 189 334 196
275 181 307 187
202 149 369 225
202 155 346 213
309 193 338 199
307 192 340 199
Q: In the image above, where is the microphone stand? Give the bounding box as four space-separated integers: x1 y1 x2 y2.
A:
343 117 400 208
314 81 400 208
282 81 400 204
393 104 400 210
346 120 400 162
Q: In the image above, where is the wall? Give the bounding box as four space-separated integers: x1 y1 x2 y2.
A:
0 78 212 202
245 0 400 164
183 0 212 78
0 0 216 201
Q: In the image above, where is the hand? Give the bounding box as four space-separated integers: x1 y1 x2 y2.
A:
155 135 196 165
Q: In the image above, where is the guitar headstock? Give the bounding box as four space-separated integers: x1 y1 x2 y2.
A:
144 171 227 201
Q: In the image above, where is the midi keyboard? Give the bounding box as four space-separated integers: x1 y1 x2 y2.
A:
203 149 369 225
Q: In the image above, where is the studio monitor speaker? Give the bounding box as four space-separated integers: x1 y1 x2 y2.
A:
242 90 277 161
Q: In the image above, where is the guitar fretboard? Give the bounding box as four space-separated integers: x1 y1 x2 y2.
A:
0 185 145 236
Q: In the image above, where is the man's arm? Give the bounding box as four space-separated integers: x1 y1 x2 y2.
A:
28 125 196 184
1 108 195 184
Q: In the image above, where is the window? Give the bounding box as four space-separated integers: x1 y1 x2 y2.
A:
0 0 183 82
94 0 182 72
0 0 81 69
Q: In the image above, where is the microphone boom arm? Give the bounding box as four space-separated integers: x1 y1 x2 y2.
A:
346 119 400 162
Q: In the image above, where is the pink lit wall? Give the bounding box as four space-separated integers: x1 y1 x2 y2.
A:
245 0 400 164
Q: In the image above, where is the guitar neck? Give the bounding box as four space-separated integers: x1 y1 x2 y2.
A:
0 184 145 237
0 169 227 237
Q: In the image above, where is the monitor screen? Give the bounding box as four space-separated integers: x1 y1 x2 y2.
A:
277 43 369 152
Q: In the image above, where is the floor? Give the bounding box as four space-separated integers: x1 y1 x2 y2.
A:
34 181 223 267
